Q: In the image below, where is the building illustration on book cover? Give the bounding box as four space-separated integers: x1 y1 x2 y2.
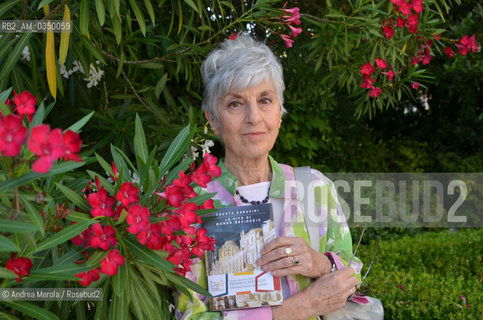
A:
203 203 283 311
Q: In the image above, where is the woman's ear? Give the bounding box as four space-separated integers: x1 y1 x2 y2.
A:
204 110 220 135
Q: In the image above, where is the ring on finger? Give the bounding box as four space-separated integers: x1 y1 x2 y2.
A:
292 257 300 266
285 247 292 256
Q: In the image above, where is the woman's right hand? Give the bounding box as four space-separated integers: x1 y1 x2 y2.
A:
272 267 358 320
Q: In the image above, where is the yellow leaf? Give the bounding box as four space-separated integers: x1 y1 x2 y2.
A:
86 31 91 40
59 5 71 65
43 5 49 15
46 25 57 100
177 0 182 35
402 43 407 53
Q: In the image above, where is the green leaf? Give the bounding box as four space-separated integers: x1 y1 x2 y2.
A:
18 194 45 235
0 0 19 16
37 0 54 10
54 247 83 265
55 182 90 213
187 192 217 205
112 262 128 296
164 270 211 297
79 36 106 65
144 0 155 25
155 73 168 99
108 287 128 320
130 276 157 320
29 263 91 281
94 281 110 320
134 114 149 164
29 102 46 128
66 111 94 133
34 220 94 253
184 0 200 13
0 87 13 116
95 153 115 178
124 238 174 271
1 302 58 320
0 267 17 279
0 235 19 251
0 220 38 233
86 250 109 268
79 0 89 35
128 0 146 36
159 124 193 175
164 156 193 185
113 146 138 177
0 33 32 86
112 13 122 44
87 170 115 195
0 161 85 193
95 0 105 26
66 211 93 222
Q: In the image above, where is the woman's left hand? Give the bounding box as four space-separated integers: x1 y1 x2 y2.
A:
256 236 332 278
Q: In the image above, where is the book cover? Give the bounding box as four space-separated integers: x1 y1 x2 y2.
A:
203 203 283 311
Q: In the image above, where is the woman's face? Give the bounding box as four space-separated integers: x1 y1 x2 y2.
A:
206 79 282 162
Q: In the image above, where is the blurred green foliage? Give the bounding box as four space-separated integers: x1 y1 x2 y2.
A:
356 228 483 319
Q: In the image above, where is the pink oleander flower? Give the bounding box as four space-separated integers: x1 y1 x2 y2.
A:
284 13 301 26
0 114 28 157
28 125 65 173
375 58 387 69
203 154 221 177
391 0 405 7
126 203 150 234
88 187 115 217
411 82 420 90
370 87 382 98
289 25 303 38
412 0 424 14
399 2 413 16
13 91 36 117
280 34 294 48
62 130 82 162
6 255 32 282
71 224 91 247
115 182 139 207
457 35 479 55
229 32 238 40
90 223 117 250
283 7 300 16
383 69 395 81
361 63 375 77
361 78 376 89
100 249 125 276
406 14 419 34
175 201 200 227
444 46 454 58
75 268 100 286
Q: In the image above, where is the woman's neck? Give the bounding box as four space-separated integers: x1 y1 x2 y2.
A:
224 155 271 186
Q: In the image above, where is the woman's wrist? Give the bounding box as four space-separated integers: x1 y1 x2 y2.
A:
272 290 312 320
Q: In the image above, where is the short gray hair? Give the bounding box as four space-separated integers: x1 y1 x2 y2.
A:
201 34 286 125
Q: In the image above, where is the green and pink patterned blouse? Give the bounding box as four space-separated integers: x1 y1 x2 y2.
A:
175 156 362 320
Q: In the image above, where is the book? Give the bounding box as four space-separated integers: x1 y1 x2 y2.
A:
203 203 283 311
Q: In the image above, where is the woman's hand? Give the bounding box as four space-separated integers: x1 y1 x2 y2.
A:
256 236 332 279
272 267 358 320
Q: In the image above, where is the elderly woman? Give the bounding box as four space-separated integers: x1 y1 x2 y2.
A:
176 35 361 320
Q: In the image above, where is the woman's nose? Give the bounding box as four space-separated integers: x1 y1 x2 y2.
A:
245 101 262 124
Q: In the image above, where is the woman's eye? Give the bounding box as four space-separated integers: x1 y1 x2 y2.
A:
229 101 241 108
260 98 271 104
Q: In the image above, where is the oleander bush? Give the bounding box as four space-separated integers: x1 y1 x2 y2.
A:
355 228 483 319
